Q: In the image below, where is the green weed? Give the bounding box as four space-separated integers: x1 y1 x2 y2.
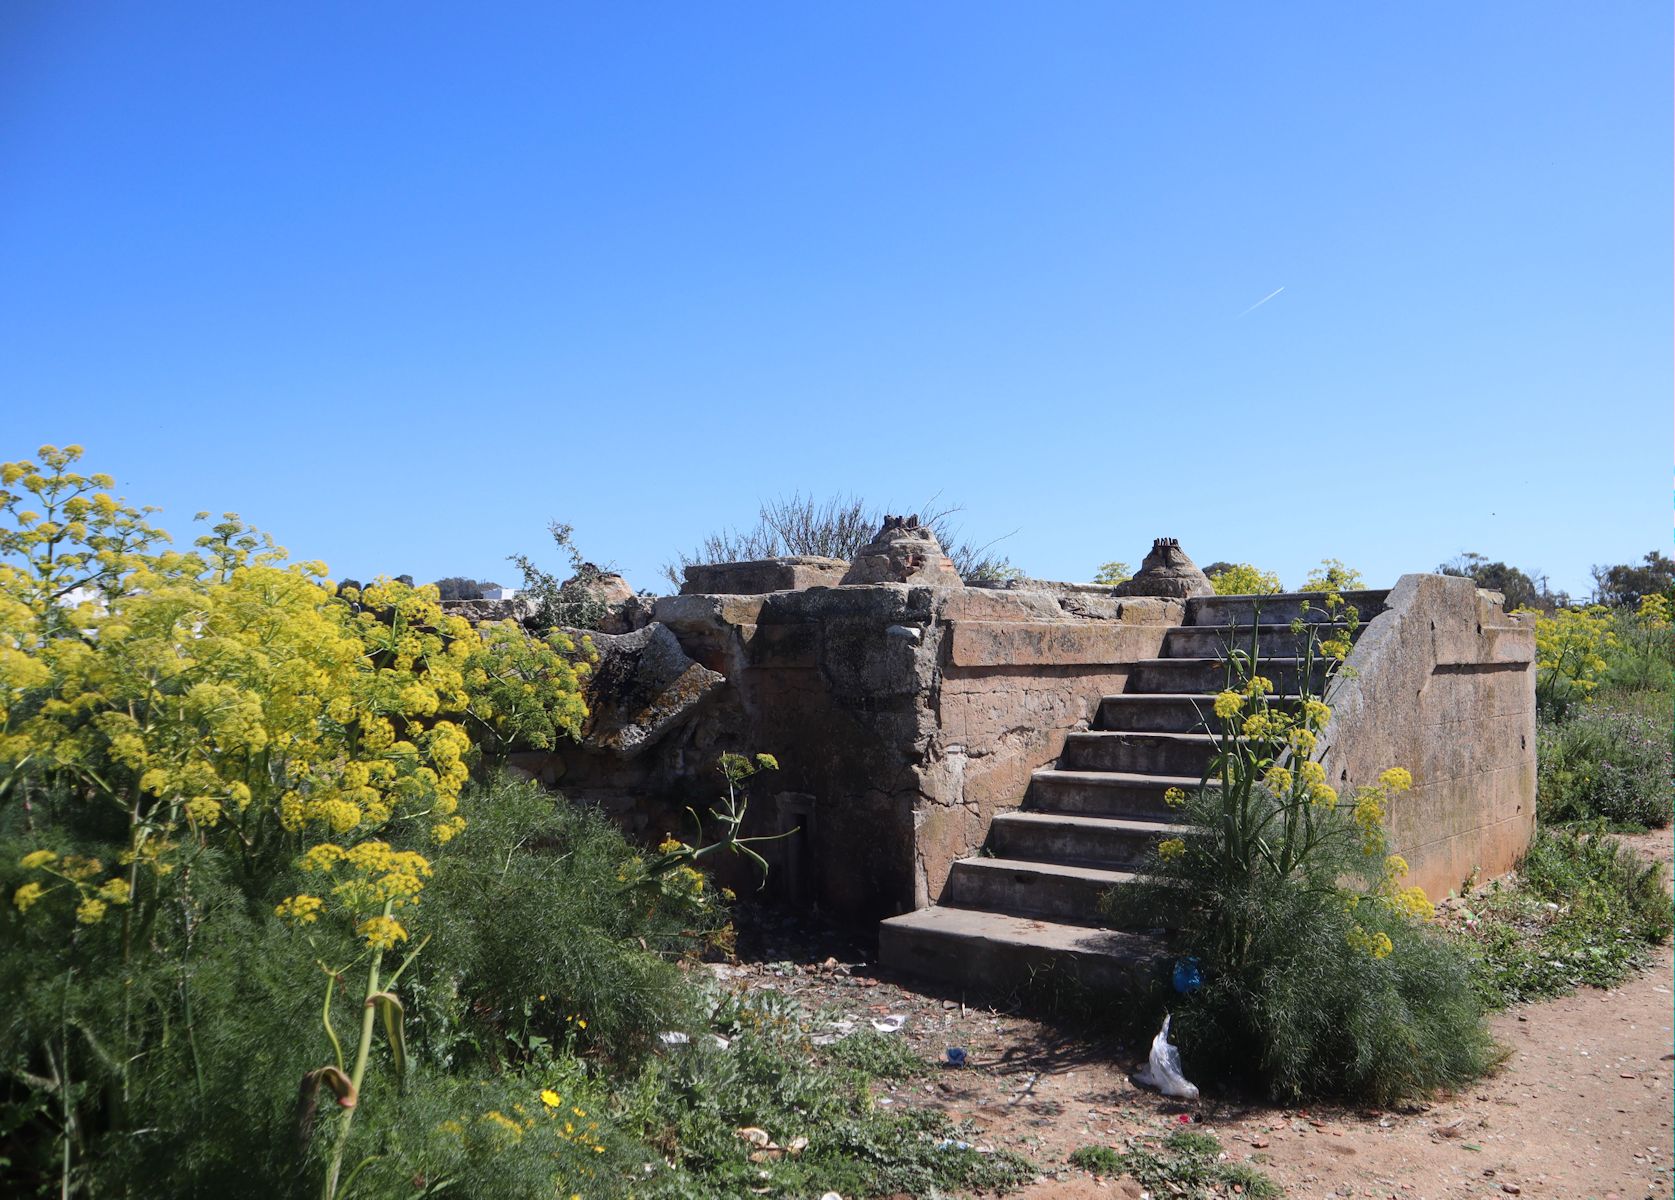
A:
1070 1132 1279 1198
1463 826 1673 1007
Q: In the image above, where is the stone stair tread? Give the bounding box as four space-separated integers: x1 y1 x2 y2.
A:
1130 656 1311 667
1069 729 1218 743
955 855 1138 884
1099 692 1306 703
993 811 1179 836
880 905 1158 959
1031 768 1213 788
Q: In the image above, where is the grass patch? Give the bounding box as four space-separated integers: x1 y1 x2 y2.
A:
1537 705 1672 830
821 1029 931 1080
1460 826 1673 1007
1069 1132 1279 1198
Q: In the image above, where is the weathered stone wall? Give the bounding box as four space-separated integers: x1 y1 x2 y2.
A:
1321 574 1537 899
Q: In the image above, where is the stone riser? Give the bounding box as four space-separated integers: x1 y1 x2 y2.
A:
1186 590 1389 627
1061 731 1218 777
1027 770 1199 819
989 813 1168 865
1162 624 1351 660
947 858 1131 920
878 907 1156 995
1127 658 1322 695
1096 693 1306 733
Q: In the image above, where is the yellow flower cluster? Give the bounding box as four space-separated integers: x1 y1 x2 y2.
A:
1638 593 1671 629
13 848 134 921
1163 786 1188 809
1156 837 1186 862
1212 690 1244 720
1375 854 1434 920
1345 923 1393 959
357 914 409 949
274 894 324 924
1527 605 1617 700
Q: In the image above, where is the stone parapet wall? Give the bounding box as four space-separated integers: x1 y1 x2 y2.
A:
1321 574 1537 899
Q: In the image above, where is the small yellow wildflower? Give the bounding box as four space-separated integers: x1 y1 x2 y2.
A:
76 897 108 925
1244 675 1275 696
1346 923 1393 959
1303 699 1331 730
13 881 45 912
300 843 345 872
1289 728 1317 756
1298 760 1327 786
275 894 325 924
358 914 408 949
1377 767 1413 793
1262 766 1293 795
97 877 132 905
1163 786 1188 808
1212 690 1244 720
1308 782 1338 807
184 796 222 827
540 1089 562 1108
19 849 57 870
1157 838 1186 862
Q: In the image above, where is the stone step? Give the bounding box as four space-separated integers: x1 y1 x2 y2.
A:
1161 622 1355 661
947 855 1136 921
1126 657 1322 695
989 811 1177 866
1186 589 1389 627
1060 730 1219 776
1095 692 1307 733
878 905 1160 994
1027 769 1204 819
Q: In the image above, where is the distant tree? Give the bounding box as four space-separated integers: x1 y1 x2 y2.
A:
1093 561 1132 586
1591 550 1675 609
662 493 1017 588
1302 559 1365 592
432 576 502 602
1436 552 1563 612
1206 563 1283 596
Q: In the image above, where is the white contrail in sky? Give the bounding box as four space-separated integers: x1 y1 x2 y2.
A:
1238 286 1285 318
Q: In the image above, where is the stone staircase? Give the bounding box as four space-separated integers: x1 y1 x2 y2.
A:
878 589 1388 994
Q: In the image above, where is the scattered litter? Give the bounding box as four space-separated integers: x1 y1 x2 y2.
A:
658 1032 690 1046
810 1019 857 1046
934 1138 974 1151
870 1014 906 1034
1132 1014 1200 1101
945 1047 968 1067
735 1127 771 1147
819 1193 843 1200
1172 956 1203 994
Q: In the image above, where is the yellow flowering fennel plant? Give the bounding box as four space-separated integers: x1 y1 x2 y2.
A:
0 446 594 1198
1187 587 1431 953
1519 604 1617 709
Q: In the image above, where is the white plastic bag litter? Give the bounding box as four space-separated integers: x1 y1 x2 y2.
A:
1131 1014 1199 1101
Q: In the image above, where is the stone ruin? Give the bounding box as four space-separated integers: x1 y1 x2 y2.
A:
450 520 1537 992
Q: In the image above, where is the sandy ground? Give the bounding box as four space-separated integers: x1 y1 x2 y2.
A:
726 829 1674 1200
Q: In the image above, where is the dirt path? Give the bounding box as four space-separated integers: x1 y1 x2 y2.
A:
729 829 1674 1199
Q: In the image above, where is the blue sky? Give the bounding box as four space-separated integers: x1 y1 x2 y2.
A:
2 3 1667 597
